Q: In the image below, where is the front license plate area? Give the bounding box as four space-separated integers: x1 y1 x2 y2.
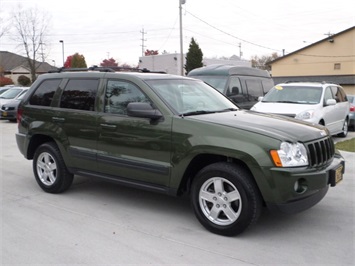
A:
329 163 344 187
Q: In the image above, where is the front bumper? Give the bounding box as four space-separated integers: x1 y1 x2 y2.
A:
264 152 345 214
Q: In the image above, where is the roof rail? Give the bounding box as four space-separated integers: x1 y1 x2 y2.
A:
284 80 338 85
48 66 166 74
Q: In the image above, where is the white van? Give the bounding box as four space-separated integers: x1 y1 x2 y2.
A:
251 82 350 137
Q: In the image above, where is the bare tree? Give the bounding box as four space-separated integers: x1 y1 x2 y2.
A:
251 52 279 71
11 6 51 82
0 16 11 39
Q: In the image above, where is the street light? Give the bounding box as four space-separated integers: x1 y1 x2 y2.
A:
59 40 64 67
179 0 185 76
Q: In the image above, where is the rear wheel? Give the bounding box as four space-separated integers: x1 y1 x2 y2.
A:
191 162 262 236
33 142 74 193
337 119 348 137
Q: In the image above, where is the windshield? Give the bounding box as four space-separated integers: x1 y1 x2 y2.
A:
0 88 23 99
262 85 322 104
189 76 228 93
146 79 237 116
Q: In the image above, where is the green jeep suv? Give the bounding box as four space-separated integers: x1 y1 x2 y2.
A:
16 68 345 236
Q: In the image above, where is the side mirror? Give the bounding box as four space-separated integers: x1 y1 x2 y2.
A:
325 99 336 106
258 96 264 102
127 102 163 120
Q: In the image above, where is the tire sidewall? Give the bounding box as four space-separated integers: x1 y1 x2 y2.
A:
191 163 260 236
33 142 71 193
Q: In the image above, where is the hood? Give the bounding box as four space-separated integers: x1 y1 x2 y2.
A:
252 102 318 115
187 110 327 142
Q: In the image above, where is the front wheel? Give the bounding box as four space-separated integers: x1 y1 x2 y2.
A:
191 162 262 236
33 142 74 193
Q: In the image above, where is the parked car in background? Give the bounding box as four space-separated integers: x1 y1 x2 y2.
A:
251 82 350 137
0 87 29 107
0 87 11 95
0 92 27 122
347 95 355 130
187 64 274 109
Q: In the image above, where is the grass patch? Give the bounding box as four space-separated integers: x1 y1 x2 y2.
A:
335 138 355 152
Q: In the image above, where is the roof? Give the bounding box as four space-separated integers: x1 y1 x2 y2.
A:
0 51 57 73
268 26 355 65
272 75 355 86
188 64 271 78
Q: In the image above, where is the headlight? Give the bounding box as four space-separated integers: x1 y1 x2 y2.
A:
270 142 308 167
296 110 314 120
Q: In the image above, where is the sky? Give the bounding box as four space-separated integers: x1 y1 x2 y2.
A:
1 0 354 67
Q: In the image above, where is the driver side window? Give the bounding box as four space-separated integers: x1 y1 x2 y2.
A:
105 80 149 115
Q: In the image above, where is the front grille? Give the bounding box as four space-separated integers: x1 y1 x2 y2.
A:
306 137 335 167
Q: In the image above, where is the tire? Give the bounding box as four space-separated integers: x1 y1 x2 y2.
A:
191 162 262 236
33 142 74 193
337 119 348 137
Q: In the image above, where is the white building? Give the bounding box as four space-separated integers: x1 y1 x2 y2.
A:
138 53 251 75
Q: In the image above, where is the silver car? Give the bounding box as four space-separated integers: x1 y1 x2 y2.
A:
251 82 350 137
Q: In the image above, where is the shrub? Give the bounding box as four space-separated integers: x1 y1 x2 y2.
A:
0 76 14 86
18 75 31 86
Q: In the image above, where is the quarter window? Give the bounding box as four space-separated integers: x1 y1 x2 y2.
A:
60 79 98 111
105 80 149 115
29 79 61 106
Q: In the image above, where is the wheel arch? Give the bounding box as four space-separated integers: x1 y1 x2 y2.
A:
177 154 264 203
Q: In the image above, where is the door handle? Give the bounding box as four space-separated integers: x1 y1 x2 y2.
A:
52 117 65 122
100 123 117 129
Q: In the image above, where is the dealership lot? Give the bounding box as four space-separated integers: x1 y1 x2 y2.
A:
1 120 354 265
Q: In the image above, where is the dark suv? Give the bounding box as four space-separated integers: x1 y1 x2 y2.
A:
16 68 345 236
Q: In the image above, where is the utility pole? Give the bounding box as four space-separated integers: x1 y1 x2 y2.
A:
140 28 147 56
39 42 45 62
179 0 185 76
238 42 243 59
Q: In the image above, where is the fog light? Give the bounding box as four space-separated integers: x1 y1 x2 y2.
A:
294 178 308 194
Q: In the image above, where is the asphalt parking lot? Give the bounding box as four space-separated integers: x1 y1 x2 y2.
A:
1 120 354 265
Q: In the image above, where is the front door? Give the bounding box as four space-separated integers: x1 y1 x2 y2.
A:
96 79 172 188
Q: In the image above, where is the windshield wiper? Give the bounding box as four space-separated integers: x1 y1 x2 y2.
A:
180 110 216 117
262 100 299 104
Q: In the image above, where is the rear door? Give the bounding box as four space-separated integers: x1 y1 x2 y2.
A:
53 78 100 172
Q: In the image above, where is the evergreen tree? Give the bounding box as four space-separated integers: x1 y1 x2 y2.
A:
185 38 203 75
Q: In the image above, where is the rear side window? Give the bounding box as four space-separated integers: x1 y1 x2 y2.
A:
60 79 99 111
29 79 61 106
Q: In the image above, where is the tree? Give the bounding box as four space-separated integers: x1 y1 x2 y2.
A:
11 6 51 82
251 52 279 71
100 58 118 67
185 38 203 75
18 75 31 86
64 53 87 68
145 49 159 56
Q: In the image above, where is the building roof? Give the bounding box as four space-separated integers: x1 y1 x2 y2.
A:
0 51 57 73
272 75 355 86
268 26 355 65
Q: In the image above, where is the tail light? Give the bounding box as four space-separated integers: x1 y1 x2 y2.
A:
350 105 355 112
17 107 23 126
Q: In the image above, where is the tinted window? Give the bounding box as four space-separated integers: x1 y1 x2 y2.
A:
60 79 98 111
245 79 263 100
105 80 149 115
228 77 242 95
30 79 61 106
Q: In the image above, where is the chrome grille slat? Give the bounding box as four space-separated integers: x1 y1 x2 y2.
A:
306 137 334 167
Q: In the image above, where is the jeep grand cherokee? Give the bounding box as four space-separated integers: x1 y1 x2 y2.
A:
16 68 345 236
